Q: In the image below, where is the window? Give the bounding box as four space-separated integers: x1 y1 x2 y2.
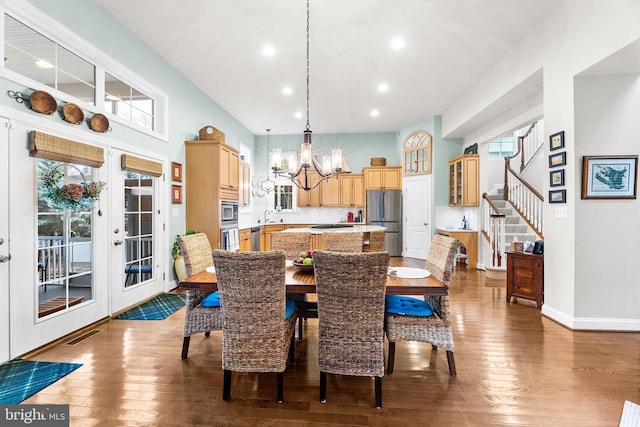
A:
123 173 155 287
273 184 294 211
488 134 515 157
37 160 95 318
3 12 160 134
402 131 432 176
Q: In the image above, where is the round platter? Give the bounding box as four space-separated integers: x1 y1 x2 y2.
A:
292 260 314 271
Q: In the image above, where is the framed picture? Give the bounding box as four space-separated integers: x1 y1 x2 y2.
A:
172 185 182 204
549 169 565 187
549 131 565 151
581 155 638 199
171 162 182 182
549 151 566 168
549 189 566 204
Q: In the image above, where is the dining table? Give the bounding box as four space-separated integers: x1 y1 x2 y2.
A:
178 258 448 297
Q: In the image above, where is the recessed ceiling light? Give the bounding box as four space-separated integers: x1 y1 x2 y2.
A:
390 37 405 50
294 112 303 119
262 45 276 56
370 109 380 117
282 86 292 95
35 59 53 69
377 83 389 92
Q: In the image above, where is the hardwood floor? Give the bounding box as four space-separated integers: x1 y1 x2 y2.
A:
22 260 639 426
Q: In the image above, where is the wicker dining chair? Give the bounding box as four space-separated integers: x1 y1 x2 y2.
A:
363 229 386 252
385 234 460 376
271 231 315 340
321 231 364 253
212 249 297 403
177 232 222 359
270 231 311 259
313 250 390 409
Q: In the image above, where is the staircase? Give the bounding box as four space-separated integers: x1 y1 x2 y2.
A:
487 188 537 248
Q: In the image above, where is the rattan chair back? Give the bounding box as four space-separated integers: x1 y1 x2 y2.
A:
425 234 460 284
177 233 213 277
271 231 311 259
321 231 364 253
363 229 385 252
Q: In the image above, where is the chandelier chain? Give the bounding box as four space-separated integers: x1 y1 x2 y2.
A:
305 0 310 132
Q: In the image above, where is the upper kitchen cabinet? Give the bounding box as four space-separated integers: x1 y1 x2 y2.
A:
320 176 341 206
340 173 364 206
448 154 479 206
219 143 240 199
363 166 402 190
297 170 321 207
239 160 250 207
185 140 240 201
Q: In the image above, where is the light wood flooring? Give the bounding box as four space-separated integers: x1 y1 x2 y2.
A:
22 260 640 426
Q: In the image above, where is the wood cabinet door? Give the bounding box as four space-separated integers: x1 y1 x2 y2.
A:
365 168 383 189
321 176 340 206
239 161 250 206
352 174 364 206
297 171 321 206
383 168 401 189
340 175 353 205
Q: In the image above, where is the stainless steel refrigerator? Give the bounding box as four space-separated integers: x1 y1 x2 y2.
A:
366 189 402 256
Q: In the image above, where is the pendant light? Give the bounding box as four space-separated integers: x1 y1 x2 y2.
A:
261 129 275 193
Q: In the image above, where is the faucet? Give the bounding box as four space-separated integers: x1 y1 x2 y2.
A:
264 209 272 223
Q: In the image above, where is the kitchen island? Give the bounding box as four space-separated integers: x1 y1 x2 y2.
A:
281 224 386 251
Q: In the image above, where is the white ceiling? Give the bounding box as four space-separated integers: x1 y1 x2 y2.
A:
96 0 561 136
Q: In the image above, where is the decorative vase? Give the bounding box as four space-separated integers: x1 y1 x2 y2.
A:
174 255 186 281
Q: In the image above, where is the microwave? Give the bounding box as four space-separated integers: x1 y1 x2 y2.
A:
221 200 238 223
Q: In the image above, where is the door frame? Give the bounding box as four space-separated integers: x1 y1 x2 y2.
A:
0 117 10 363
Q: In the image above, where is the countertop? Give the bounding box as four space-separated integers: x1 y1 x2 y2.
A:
282 225 385 234
241 222 366 229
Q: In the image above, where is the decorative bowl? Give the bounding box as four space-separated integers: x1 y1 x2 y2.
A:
292 260 314 271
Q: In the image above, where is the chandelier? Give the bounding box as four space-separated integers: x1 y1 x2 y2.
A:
260 129 275 193
269 0 344 191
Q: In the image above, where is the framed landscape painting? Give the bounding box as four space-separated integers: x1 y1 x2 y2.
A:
581 155 638 199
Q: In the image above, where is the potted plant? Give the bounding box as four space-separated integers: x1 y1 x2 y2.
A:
173 230 197 281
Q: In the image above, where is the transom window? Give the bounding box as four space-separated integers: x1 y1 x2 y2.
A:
488 134 515 157
403 131 432 176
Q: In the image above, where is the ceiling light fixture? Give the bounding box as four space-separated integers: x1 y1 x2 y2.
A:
282 86 293 95
262 45 276 56
377 83 389 92
270 0 344 191
370 109 380 117
261 129 276 193
391 37 405 50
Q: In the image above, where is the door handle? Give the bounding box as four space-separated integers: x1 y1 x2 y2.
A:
0 254 11 263
114 240 123 246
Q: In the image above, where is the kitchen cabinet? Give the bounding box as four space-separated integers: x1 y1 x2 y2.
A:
320 176 341 206
297 171 321 207
506 251 543 309
239 228 252 251
239 160 250 207
437 228 478 270
340 173 364 206
363 166 402 190
185 139 240 249
448 154 479 206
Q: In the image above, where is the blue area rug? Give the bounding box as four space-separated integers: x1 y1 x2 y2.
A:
113 293 186 320
0 358 82 404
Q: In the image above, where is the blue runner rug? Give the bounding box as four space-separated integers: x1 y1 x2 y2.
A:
113 293 186 320
0 358 82 404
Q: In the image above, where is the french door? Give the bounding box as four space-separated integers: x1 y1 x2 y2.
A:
109 149 164 313
403 175 432 259
0 118 10 363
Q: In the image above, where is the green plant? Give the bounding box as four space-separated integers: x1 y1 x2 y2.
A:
172 230 198 258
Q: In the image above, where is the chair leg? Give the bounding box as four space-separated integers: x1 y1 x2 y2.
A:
223 370 232 401
289 334 295 363
320 371 327 403
297 317 304 341
446 350 457 377
387 341 396 374
432 344 437 350
205 331 210 337
181 336 190 359
375 376 382 409
277 372 283 403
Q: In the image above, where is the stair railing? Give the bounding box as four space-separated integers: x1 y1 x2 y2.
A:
513 120 544 172
503 121 545 239
481 194 506 267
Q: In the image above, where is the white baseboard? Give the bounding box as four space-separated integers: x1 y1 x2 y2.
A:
542 304 640 331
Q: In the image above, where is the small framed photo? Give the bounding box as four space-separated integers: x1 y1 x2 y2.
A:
549 151 566 168
581 155 638 200
172 185 182 204
549 131 565 151
549 169 565 187
549 189 566 204
171 162 182 182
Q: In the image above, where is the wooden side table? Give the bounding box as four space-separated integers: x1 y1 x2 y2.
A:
506 251 544 309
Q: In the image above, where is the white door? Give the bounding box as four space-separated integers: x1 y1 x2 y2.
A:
0 118 10 363
403 175 432 259
110 149 164 313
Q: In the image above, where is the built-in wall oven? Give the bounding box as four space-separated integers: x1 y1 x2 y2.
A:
220 200 239 251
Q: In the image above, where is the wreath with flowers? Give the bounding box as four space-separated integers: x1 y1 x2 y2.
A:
43 164 106 211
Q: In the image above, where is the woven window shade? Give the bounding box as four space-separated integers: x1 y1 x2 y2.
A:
121 154 163 177
29 131 104 168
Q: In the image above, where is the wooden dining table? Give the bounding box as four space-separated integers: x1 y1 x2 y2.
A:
178 258 448 296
